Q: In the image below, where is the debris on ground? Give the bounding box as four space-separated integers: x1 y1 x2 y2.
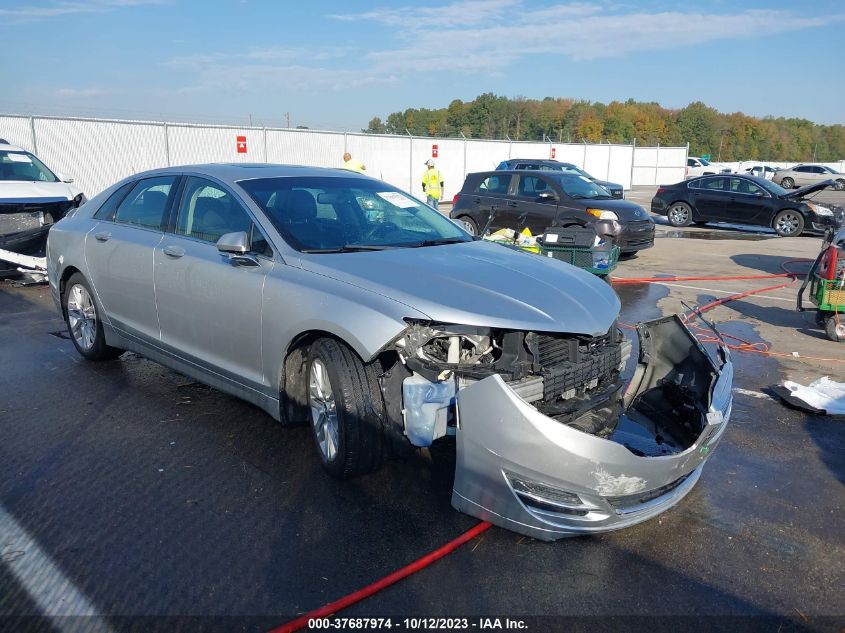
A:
772 376 845 415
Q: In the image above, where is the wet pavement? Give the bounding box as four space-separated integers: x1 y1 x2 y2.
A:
0 248 844 631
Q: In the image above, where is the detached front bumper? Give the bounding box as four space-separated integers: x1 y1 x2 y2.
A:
452 316 732 540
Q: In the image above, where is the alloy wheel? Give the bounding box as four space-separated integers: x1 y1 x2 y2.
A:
66 284 97 351
461 218 477 235
668 204 690 225
309 358 339 462
775 212 801 235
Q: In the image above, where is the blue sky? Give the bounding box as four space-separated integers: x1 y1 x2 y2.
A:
1 0 843 130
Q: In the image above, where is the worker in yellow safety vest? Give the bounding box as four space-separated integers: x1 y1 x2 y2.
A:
342 152 366 173
421 159 443 209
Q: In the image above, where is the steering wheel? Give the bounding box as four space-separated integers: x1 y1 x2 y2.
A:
363 222 400 241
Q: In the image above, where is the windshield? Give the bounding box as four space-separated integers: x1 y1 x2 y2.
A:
557 163 590 177
555 174 612 199
0 150 59 182
757 179 789 197
238 176 470 252
700 158 712 166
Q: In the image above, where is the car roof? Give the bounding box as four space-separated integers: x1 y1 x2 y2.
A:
125 163 374 184
506 158 576 166
0 141 27 152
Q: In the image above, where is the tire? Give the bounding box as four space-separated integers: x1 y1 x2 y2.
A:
306 338 386 479
835 179 845 191
457 215 478 236
667 201 693 227
62 272 123 361
781 177 794 189
825 315 845 342
773 209 804 237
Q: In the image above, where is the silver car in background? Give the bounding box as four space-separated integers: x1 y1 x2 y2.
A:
47 164 732 540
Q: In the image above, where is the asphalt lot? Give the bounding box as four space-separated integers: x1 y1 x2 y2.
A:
1 189 844 631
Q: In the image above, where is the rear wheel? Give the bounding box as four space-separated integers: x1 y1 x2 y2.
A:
781 177 794 189
62 273 123 361
457 215 478 236
825 315 845 342
667 202 693 227
307 338 386 479
773 209 804 237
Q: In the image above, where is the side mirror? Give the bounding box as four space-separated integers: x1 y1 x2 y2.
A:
537 191 557 201
59 174 74 183
216 231 250 254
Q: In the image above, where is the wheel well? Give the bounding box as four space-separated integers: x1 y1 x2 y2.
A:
58 266 82 315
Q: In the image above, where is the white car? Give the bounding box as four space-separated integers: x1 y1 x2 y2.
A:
685 156 730 179
743 165 778 180
0 139 85 276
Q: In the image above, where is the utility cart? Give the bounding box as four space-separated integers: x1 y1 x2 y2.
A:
798 227 845 342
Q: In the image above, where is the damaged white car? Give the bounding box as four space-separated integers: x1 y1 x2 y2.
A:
47 165 732 540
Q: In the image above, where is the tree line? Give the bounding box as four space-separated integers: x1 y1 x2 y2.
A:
364 94 844 162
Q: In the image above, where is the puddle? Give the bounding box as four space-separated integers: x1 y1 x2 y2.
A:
656 230 775 241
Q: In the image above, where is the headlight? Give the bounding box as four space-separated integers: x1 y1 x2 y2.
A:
586 208 618 221
807 202 833 216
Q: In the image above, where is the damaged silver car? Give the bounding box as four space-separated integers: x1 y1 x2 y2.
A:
47 164 732 540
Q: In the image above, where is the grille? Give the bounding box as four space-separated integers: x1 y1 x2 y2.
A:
0 200 72 235
606 473 690 510
534 332 621 400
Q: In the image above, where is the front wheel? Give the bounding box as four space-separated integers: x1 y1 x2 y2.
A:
835 179 845 191
62 273 123 361
825 315 845 342
667 202 693 227
307 338 386 479
773 210 804 237
780 177 795 189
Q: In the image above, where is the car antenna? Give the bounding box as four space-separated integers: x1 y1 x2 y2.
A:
481 205 498 237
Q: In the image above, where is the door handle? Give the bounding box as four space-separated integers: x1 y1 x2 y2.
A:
507 201 518 207
473 197 481 203
162 245 185 258
94 232 111 242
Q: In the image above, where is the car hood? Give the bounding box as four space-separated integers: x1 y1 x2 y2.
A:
590 178 622 190
569 198 651 222
298 240 620 335
782 179 835 200
0 180 82 201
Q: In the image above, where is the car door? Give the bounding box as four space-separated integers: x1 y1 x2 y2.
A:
84 174 177 342
471 173 513 233
689 176 728 221
511 173 560 234
723 177 772 225
793 166 815 186
153 175 274 391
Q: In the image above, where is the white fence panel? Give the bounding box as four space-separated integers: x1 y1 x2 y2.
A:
632 146 687 186
510 142 549 161
168 125 265 166
607 145 634 190
0 115 36 153
266 129 344 168
346 133 410 192
551 143 588 167
465 140 510 176
34 118 167 196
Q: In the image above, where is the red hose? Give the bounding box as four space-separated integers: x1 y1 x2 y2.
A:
612 273 791 284
270 521 492 633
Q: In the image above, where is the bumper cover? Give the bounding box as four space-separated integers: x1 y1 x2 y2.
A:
452 315 732 540
616 220 655 252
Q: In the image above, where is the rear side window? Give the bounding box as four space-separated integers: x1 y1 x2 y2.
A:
515 163 539 170
114 176 177 229
699 177 727 191
795 166 810 173
94 182 134 220
475 175 511 194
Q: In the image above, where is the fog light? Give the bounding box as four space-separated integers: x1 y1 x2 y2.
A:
506 473 582 506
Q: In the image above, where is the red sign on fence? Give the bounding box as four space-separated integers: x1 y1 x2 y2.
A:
432 144 438 158
550 147 556 159
236 135 247 153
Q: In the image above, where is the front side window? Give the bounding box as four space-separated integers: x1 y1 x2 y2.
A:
476 175 511 194
516 175 554 198
687 159 696 167
0 150 58 182
175 177 253 243
731 178 764 195
515 163 539 170
114 176 177 229
238 176 469 252
795 166 811 173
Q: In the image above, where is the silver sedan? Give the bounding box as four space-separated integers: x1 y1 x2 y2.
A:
47 164 732 540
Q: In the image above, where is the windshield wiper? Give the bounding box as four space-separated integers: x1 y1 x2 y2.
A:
410 237 467 248
300 244 392 253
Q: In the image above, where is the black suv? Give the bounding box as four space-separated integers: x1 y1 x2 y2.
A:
496 159 624 199
451 171 654 254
